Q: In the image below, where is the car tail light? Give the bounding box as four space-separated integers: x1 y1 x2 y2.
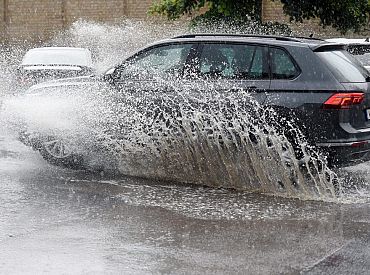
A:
323 93 365 109
351 141 368 147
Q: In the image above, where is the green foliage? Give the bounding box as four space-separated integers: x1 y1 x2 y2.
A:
149 0 370 33
280 0 370 34
149 0 262 21
149 0 205 20
190 15 292 36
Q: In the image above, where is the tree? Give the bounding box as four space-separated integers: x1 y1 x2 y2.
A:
149 0 291 35
149 0 370 34
149 0 263 21
281 0 370 33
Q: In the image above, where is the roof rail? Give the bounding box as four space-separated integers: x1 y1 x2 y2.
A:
171 33 322 42
291 35 324 41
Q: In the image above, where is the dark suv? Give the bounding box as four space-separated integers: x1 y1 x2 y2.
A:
18 34 370 167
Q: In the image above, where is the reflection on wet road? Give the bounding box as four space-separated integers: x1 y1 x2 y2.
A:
0 134 370 274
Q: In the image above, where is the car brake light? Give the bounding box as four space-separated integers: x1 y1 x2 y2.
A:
351 141 368 147
323 93 365 109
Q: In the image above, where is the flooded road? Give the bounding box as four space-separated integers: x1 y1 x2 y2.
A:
1 20 370 274
1 134 370 274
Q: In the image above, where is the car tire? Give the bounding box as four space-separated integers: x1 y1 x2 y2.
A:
38 136 84 169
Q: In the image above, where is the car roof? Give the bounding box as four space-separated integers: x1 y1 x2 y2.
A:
111 34 345 69
149 33 342 50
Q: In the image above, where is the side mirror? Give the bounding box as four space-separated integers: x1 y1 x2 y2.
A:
102 67 116 84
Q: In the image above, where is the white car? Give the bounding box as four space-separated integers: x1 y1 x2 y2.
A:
17 47 94 88
326 38 370 71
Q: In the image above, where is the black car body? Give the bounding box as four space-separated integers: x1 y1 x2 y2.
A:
18 34 370 167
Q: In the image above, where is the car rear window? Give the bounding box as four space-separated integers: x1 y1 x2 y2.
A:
354 54 370 67
316 50 370 82
347 45 370 67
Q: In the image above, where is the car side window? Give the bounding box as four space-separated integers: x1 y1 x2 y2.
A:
197 44 269 80
114 44 194 80
270 48 299 79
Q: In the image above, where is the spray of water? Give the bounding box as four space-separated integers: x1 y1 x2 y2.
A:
1 72 340 202
3 19 369 202
50 19 189 73
0 45 25 97
107 85 339 200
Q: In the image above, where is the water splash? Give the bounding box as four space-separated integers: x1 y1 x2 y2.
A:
105 85 338 200
2 76 340 201
51 19 189 73
0 20 345 201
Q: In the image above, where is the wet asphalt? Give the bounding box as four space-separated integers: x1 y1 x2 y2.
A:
0 135 370 274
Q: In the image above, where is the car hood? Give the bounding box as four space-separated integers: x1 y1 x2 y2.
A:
25 75 102 94
22 65 84 71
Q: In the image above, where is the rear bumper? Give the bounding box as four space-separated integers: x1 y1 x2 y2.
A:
317 140 370 167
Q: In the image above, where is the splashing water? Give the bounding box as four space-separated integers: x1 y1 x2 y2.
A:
107 85 338 200
1 74 339 201
0 45 25 97
0 20 353 201
51 19 189 73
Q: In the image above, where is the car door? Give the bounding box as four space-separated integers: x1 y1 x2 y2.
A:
264 45 333 143
185 42 270 105
106 43 199 134
110 42 198 91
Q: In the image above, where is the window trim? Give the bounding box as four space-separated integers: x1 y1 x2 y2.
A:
194 41 270 81
113 42 199 80
268 46 301 81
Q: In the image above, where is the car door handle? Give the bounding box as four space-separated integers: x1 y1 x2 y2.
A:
246 86 257 89
246 86 268 93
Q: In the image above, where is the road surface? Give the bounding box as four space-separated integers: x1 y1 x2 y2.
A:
0 135 369 274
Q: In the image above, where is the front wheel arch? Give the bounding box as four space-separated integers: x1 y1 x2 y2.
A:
38 136 84 169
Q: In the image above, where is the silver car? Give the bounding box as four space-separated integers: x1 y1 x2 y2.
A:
17 47 94 88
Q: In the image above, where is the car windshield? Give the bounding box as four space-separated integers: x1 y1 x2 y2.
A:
22 48 92 67
316 49 370 82
347 45 370 67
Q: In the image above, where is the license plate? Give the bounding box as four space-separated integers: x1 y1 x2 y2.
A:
366 109 370 120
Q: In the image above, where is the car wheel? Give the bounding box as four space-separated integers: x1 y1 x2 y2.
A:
39 136 83 169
